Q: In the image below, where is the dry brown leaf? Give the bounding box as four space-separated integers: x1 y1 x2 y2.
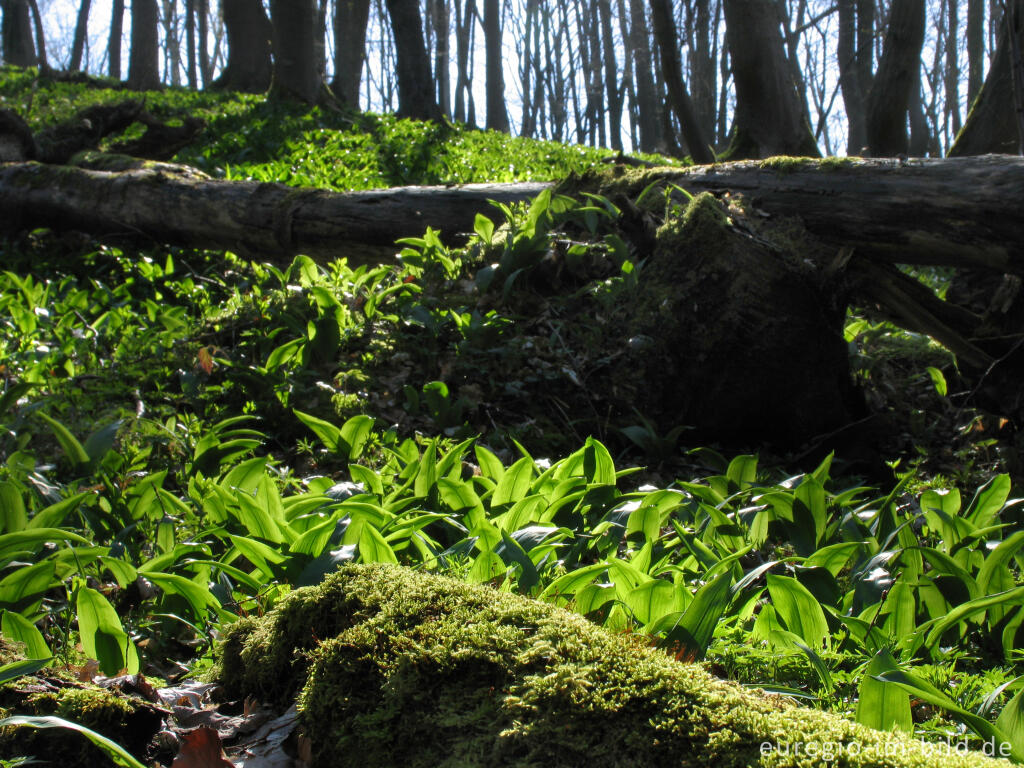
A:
297 733 312 763
198 346 216 375
171 727 235 768
75 659 100 682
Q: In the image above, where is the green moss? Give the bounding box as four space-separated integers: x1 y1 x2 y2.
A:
820 155 856 171
0 677 160 764
217 564 1010 768
758 156 816 173
652 192 730 269
0 641 24 667
25 687 134 727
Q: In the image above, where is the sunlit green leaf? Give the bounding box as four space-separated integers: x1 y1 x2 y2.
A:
75 587 139 675
1 610 50 659
0 715 147 768
856 648 912 733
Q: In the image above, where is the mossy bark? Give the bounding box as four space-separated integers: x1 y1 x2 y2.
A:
617 192 858 446
216 564 1010 768
0 671 163 763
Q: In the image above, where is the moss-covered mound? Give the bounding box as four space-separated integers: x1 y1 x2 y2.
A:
217 564 1008 768
0 652 163 763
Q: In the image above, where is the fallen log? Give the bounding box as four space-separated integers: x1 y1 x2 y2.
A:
1 155 1023 272
0 161 548 264
581 154 1024 275
3 154 1023 445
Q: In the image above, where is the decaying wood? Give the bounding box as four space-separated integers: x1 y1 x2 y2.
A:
618 155 1024 275
0 101 204 164
2 155 1023 273
2 149 1023 445
0 161 549 263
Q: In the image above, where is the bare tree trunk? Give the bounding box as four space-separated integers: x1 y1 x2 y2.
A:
453 0 475 123
385 0 443 120
212 0 272 93
908 78 931 155
109 0 125 78
838 0 868 152
483 0 508 131
269 0 324 103
25 0 46 69
864 0 926 156
518 0 538 136
1 0 36 67
198 0 211 85
578 0 603 146
967 0 985 104
950 0 1024 156
185 0 197 88
689 0 716 142
1009 0 1024 154
161 0 182 86
944 0 962 136
69 0 92 71
128 0 162 90
598 0 622 152
431 0 450 116
316 0 329 79
650 0 714 162
614 0 636 148
722 0 819 158
332 0 371 106
627 0 661 152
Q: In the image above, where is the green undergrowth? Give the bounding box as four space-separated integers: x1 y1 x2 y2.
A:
0 70 1022 764
218 563 1012 768
0 65 669 190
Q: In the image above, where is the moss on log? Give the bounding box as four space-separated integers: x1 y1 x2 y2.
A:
216 563 1010 768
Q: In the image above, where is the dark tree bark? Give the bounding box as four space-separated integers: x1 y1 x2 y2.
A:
966 0 985 104
627 0 661 152
385 0 443 121
0 161 546 263
198 0 210 85
944 0 961 136
213 0 273 93
315 0 328 79
25 0 45 69
429 0 450 115
185 0 197 88
721 0 819 158
9 156 1024 445
161 0 181 85
650 0 714 163
483 0 508 131
518 0 539 136
69 0 92 71
838 0 868 153
950 0 1024 156
332 0 371 106
689 0 716 143
109 0 125 78
127 0 162 90
5 152 1023 277
597 0 622 151
269 0 323 103
908 79 931 156
1 0 35 66
453 0 475 124
864 0 926 156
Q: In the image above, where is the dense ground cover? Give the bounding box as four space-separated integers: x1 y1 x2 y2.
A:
0 70 1022 765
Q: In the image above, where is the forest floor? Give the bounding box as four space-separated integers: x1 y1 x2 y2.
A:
0 68 1022 767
